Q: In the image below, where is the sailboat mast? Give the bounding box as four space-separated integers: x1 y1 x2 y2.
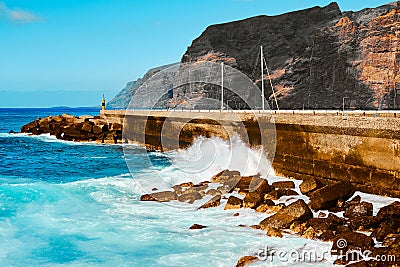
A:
260 46 280 111
261 46 265 111
221 62 224 111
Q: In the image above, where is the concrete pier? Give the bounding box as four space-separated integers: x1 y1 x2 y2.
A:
101 109 400 197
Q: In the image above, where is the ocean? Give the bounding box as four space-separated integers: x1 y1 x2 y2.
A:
0 108 396 267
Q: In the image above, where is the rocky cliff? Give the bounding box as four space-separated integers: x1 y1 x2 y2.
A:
179 1 400 110
108 63 177 109
110 2 400 110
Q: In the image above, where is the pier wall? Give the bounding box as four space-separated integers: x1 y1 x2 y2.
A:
101 110 400 197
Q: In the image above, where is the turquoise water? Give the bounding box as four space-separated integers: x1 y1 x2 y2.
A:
0 108 337 267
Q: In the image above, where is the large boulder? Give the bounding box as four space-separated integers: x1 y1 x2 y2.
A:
20 119 39 133
299 178 324 195
375 201 400 223
140 191 177 202
223 175 272 195
347 216 377 231
344 202 373 218
81 122 93 133
372 219 400 242
224 196 242 210
211 170 240 183
331 232 374 255
199 195 221 209
308 181 355 211
242 192 263 209
259 199 313 230
177 192 202 204
249 177 273 195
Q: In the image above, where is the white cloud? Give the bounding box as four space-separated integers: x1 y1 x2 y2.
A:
0 2 42 23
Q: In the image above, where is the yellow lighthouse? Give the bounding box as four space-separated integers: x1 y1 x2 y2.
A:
101 94 106 110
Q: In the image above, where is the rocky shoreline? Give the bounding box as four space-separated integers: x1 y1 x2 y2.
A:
19 114 123 144
18 114 400 266
141 170 400 267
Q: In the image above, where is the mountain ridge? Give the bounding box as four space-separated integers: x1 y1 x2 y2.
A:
110 1 400 110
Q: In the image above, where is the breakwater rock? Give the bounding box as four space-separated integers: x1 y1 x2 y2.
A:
142 170 400 267
20 114 122 143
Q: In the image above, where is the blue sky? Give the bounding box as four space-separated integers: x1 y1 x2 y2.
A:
0 0 392 107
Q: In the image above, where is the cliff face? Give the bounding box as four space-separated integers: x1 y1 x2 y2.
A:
180 2 400 110
108 63 177 109
107 79 141 109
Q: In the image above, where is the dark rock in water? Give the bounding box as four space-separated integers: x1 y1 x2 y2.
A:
199 195 221 209
177 192 202 204
224 196 242 210
344 195 362 207
331 232 374 255
242 192 263 209
344 201 373 218
266 227 283 238
336 225 352 235
278 188 299 197
302 217 339 240
179 182 194 187
375 201 400 223
383 234 400 249
318 231 335 242
372 219 400 242
326 213 345 227
255 201 276 213
308 181 355 211
299 178 324 196
250 177 273 195
272 181 295 189
140 191 177 202
31 127 43 135
347 216 376 231
259 199 313 230
211 170 241 183
216 185 231 194
81 122 93 133
20 114 122 143
189 224 207 230
20 119 39 133
205 189 221 196
305 218 331 232
224 175 272 195
264 189 283 200
8 130 16 134
235 255 258 267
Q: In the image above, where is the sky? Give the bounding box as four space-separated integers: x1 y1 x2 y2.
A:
0 0 393 107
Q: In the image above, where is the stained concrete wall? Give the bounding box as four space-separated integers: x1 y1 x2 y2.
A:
101 110 400 197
